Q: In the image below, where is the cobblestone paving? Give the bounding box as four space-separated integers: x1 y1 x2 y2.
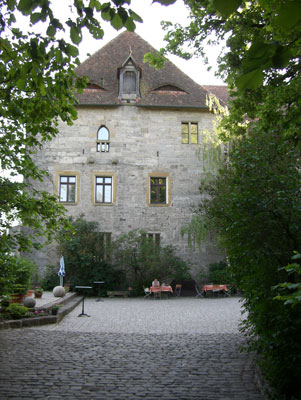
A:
0 298 266 399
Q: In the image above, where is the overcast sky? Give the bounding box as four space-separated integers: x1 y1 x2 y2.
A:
77 0 225 86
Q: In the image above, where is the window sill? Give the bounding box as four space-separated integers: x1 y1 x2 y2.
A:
93 203 115 206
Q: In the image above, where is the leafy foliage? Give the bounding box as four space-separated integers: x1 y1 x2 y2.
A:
41 264 62 291
58 216 124 295
113 229 191 295
273 253 301 308
0 256 37 297
204 130 300 398
3 303 29 320
0 0 142 293
150 0 301 91
157 2 301 397
208 261 229 284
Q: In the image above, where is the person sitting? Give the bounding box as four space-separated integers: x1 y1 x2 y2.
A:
152 278 160 287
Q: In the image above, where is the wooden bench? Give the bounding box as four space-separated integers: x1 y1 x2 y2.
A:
107 290 129 298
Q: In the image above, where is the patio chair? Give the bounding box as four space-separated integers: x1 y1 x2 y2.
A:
195 284 203 298
143 286 151 299
174 284 182 297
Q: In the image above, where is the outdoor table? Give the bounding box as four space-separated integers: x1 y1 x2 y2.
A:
75 286 92 317
150 285 173 299
202 284 229 297
93 281 105 302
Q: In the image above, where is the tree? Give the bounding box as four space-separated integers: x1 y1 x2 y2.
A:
58 216 124 294
151 1 301 398
206 130 301 398
153 0 301 89
0 1 142 285
113 229 191 294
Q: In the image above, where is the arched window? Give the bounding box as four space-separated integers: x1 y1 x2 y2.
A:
97 126 110 152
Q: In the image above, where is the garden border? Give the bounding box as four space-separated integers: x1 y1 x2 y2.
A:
0 292 82 330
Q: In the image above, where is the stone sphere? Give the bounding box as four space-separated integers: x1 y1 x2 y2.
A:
53 286 65 297
24 297 36 308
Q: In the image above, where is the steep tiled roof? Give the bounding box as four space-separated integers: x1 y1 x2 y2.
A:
75 31 218 109
203 85 229 107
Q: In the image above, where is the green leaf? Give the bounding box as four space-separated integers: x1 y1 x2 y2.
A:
101 9 113 21
274 1 301 29
66 44 79 57
211 0 242 18
152 0 177 5
30 12 41 24
46 24 56 37
242 42 275 73
17 0 34 13
110 13 123 30
272 46 292 69
89 0 98 7
236 69 264 90
125 18 136 32
16 78 26 91
70 26 82 45
118 7 128 23
7 0 16 11
129 10 143 23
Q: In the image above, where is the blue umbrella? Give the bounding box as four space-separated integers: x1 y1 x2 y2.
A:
58 256 65 287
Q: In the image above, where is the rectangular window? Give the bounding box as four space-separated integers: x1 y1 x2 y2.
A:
95 176 112 203
150 177 167 204
59 176 76 203
95 232 112 261
181 122 198 144
96 142 110 152
141 232 161 248
147 233 161 246
147 173 170 207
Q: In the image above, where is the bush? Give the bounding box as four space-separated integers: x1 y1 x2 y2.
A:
205 130 301 399
208 261 229 283
41 265 60 291
5 303 29 319
58 216 125 296
113 230 191 295
11 284 28 295
13 257 38 291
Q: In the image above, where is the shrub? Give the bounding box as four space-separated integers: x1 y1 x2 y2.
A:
113 230 191 295
11 284 28 295
5 303 29 319
208 261 229 283
205 131 301 399
41 265 60 291
58 216 125 296
13 257 38 291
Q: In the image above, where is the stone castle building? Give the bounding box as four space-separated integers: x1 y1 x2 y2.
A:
30 31 227 279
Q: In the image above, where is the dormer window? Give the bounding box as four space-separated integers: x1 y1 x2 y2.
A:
123 71 136 93
118 56 140 102
97 126 110 152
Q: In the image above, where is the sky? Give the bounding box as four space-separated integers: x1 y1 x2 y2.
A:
76 0 225 86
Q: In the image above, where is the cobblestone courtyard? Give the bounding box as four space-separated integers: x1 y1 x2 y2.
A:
0 297 266 399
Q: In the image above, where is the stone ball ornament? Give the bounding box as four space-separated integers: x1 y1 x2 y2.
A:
53 286 66 297
23 297 36 308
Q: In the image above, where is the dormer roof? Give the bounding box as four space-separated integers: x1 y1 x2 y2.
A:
75 31 226 109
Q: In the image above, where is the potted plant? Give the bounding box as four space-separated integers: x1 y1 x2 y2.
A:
51 304 61 315
26 287 34 297
10 284 28 304
34 287 44 298
64 284 70 293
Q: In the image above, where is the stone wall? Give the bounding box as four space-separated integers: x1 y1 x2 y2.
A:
30 104 224 279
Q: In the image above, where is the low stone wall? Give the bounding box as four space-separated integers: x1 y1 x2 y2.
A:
0 293 82 330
